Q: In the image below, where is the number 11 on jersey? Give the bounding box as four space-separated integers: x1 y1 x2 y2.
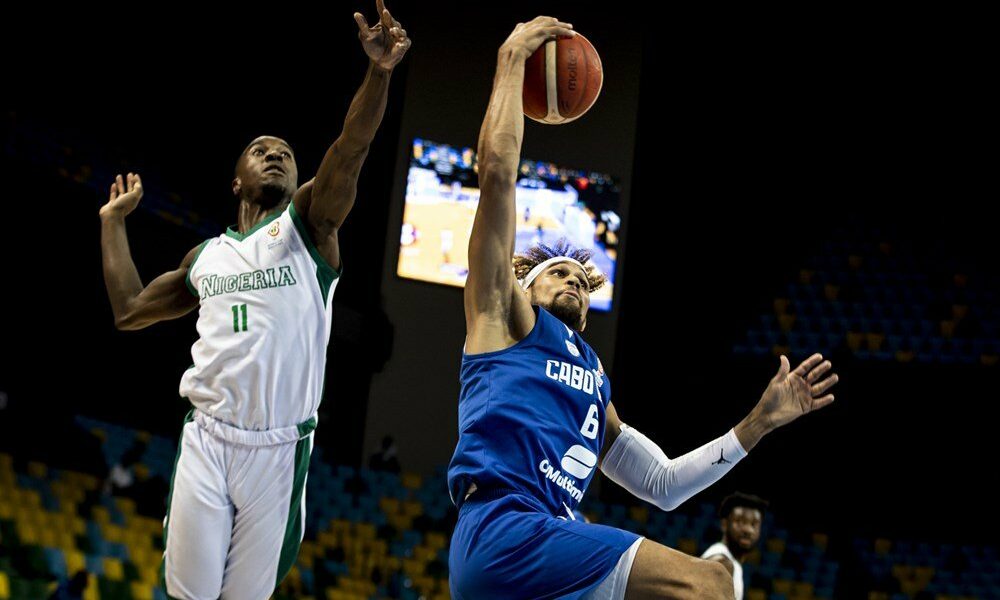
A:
232 304 248 332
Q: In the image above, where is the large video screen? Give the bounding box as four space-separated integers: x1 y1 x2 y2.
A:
397 138 622 312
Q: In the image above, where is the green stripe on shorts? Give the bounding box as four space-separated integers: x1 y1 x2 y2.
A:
275 433 312 588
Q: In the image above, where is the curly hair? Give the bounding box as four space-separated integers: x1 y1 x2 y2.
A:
719 492 770 519
512 239 608 292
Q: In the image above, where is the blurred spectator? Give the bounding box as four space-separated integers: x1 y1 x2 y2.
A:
368 435 400 473
102 440 146 496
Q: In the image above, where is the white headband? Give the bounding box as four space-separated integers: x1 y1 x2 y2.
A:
519 256 588 290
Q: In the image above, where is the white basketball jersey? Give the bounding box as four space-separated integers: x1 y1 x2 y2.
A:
179 202 339 430
701 541 744 600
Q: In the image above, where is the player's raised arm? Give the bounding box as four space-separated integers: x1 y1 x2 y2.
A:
294 0 410 271
100 173 199 330
464 17 575 353
600 354 838 511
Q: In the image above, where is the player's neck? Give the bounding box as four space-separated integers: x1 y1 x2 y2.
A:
236 199 284 234
724 540 748 562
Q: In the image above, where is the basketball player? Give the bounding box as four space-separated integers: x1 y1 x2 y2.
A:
98 3 409 598
702 493 769 600
446 17 839 600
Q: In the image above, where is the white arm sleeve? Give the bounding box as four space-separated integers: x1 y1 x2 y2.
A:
599 423 748 512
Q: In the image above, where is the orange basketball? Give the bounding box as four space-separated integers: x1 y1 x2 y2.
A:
523 32 603 124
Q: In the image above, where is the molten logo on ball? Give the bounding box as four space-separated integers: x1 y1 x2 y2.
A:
523 32 603 125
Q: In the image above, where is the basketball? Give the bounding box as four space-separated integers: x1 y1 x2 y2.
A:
523 32 603 124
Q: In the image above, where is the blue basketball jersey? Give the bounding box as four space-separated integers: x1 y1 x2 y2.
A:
447 306 610 516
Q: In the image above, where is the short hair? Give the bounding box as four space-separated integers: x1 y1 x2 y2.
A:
512 238 608 292
719 492 769 518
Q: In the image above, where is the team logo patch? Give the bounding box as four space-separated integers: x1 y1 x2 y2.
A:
565 340 580 357
561 445 597 479
268 222 280 237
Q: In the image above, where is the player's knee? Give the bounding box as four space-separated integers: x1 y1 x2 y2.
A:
701 560 734 599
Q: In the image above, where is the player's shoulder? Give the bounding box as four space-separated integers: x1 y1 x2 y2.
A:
183 237 221 268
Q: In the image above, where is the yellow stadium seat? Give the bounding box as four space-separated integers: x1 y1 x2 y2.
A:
92 506 111 524
773 579 793 595
79 474 99 491
629 506 649 524
40 528 58 547
892 564 912 580
115 497 137 515
414 575 435 595
58 531 76 552
747 590 767 600
130 582 154 600
297 540 314 560
102 523 124 544
403 558 425 577
389 514 413 531
766 538 786 554
0 501 12 520
846 332 865 351
403 501 424 518
793 581 814 597
874 539 891 556
866 333 885 351
83 574 99 600
379 498 401 514
899 579 925 595
330 519 350 533
27 461 48 479
812 532 828 551
867 592 888 600
65 550 86 574
141 516 162 534
58 498 76 515
402 472 423 490
104 558 125 581
17 523 40 545
425 532 447 550
677 538 698 556
0 572 10 600
133 464 151 481
22 490 41 507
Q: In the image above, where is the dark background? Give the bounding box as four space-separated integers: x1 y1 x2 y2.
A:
2 3 992 550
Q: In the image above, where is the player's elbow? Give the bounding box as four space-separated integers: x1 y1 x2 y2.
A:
651 489 680 512
478 146 518 180
114 306 146 331
478 167 517 195
114 316 137 331
654 498 680 512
